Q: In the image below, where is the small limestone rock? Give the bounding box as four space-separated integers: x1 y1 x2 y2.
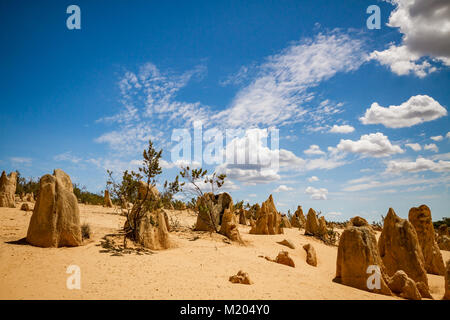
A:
303 243 317 267
291 205 306 228
281 214 291 228
305 209 328 239
238 208 248 225
104 190 113 207
275 251 295 268
277 239 295 249
349 216 369 227
388 270 421 300
195 192 233 231
444 259 450 300
409 205 445 275
416 281 433 299
135 209 171 250
249 195 283 235
219 208 243 243
229 270 252 285
0 171 17 208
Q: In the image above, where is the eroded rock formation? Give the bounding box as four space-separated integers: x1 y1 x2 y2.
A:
26 169 82 247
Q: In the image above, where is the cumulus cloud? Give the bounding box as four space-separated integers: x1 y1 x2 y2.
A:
215 128 346 184
424 143 439 152
386 157 450 173
370 0 450 77
308 176 319 182
447 132 450 139
333 133 404 158
273 185 294 193
304 145 326 156
329 124 355 134
431 135 444 142
305 186 328 200
360 95 447 128
405 143 421 151
369 45 437 77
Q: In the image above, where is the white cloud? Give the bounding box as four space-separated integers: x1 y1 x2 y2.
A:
308 176 319 182
329 124 355 134
305 186 328 200
343 173 450 192
273 185 294 193
405 143 421 152
216 128 346 185
386 157 450 173
424 143 439 152
431 152 450 161
212 31 366 128
431 135 444 142
87 157 142 174
326 211 342 217
53 152 82 164
333 132 404 158
360 95 447 128
304 157 347 171
159 159 174 169
159 159 201 170
370 0 450 77
304 145 326 156
10 157 32 165
95 63 210 154
447 132 450 139
369 45 437 77
219 64 255 86
95 123 156 154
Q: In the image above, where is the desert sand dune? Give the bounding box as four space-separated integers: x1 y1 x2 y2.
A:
1 204 448 300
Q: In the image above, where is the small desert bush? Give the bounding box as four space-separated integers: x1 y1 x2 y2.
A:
73 184 104 205
81 222 92 240
169 216 182 231
433 217 450 229
318 228 339 246
172 200 186 210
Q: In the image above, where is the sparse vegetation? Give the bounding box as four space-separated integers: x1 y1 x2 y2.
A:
106 139 180 246
433 217 450 229
81 222 92 240
14 171 39 197
161 176 183 209
234 200 244 210
73 184 104 205
179 166 227 233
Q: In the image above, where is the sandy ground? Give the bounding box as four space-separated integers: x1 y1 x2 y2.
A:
0 203 448 300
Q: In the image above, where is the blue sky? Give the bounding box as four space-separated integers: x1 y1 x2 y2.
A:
1 0 449 222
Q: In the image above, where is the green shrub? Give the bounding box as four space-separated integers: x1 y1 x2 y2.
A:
81 222 92 240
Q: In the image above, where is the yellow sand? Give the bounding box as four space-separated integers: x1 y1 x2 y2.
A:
0 204 448 300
